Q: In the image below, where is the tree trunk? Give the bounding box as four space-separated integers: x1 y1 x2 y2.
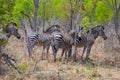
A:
114 11 120 44
90 0 97 27
70 0 73 30
20 19 28 50
104 0 120 44
33 0 39 32
73 14 80 62
43 0 46 32
21 11 33 29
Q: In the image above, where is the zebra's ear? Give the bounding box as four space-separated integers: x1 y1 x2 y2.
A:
79 26 83 31
99 25 104 30
11 22 17 27
68 29 76 34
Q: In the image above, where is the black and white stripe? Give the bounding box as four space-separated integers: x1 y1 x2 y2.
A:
51 29 78 62
27 32 51 58
27 25 62 59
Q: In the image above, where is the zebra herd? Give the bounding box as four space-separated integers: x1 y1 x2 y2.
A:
0 22 107 73
0 23 108 63
0 23 107 63
27 25 107 62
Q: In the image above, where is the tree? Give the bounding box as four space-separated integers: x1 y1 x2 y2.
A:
13 0 33 28
0 0 16 25
33 0 39 32
70 0 73 29
90 0 98 27
103 0 120 44
42 0 46 32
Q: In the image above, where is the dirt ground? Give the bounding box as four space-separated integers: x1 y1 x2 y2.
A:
0 33 120 80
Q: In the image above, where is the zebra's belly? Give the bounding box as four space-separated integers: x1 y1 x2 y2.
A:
59 43 72 49
77 43 86 48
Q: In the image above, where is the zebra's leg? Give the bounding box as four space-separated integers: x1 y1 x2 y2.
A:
85 44 93 61
46 45 50 59
52 45 58 62
68 47 72 58
61 49 65 58
67 48 72 61
41 46 45 60
81 46 87 62
64 49 67 60
28 45 33 59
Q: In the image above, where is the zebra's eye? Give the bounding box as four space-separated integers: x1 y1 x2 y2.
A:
102 27 104 30
15 29 18 32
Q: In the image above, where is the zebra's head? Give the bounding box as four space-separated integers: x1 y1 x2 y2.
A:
3 23 21 39
98 25 107 40
68 27 82 38
77 26 83 37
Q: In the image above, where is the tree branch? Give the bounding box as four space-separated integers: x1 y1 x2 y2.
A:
70 0 73 30
43 0 46 32
118 1 120 11
114 0 118 11
104 0 114 11
20 11 33 29
33 0 39 32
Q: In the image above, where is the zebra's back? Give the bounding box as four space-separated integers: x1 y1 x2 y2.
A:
51 31 73 49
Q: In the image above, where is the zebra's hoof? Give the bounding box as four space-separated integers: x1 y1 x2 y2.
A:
85 58 93 63
54 59 56 62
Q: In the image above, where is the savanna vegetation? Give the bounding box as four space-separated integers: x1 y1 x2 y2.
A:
0 0 120 80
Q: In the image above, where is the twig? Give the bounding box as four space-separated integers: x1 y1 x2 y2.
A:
1 53 21 74
20 11 33 29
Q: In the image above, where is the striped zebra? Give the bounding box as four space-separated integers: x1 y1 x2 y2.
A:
79 25 107 62
0 22 21 50
61 25 107 62
27 25 62 59
50 28 81 62
72 25 107 62
28 32 51 59
0 22 21 73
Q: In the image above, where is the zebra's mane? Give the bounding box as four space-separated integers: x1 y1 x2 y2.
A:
87 25 104 34
44 25 60 33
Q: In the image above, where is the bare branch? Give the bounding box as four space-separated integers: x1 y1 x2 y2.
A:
112 0 116 10
20 19 28 50
70 0 73 29
2 53 21 73
20 11 33 29
90 0 98 27
118 1 120 11
114 0 119 12
104 0 114 11
43 0 46 32
33 0 39 32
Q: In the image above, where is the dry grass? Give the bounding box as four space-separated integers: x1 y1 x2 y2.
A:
0 34 120 80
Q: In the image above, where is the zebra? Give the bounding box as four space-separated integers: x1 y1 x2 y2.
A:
76 25 107 62
50 28 81 62
44 25 61 34
0 22 21 50
60 27 83 60
27 25 62 59
80 25 107 61
28 32 51 59
0 22 21 73
61 25 107 62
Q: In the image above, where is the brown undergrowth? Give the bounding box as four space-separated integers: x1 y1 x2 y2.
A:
0 32 120 80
